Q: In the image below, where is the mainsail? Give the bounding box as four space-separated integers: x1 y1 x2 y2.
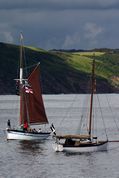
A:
20 64 48 125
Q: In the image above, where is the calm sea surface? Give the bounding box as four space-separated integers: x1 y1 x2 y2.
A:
0 94 119 178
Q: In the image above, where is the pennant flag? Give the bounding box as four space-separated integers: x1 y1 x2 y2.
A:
50 123 56 135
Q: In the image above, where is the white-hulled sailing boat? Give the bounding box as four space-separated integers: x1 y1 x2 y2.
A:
51 58 108 152
6 34 50 140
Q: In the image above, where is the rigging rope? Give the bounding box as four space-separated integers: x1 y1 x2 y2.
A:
92 96 98 137
22 46 28 77
58 94 77 129
105 95 119 131
97 94 108 140
77 94 90 135
24 63 38 70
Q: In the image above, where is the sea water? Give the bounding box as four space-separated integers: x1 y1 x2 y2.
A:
0 94 119 178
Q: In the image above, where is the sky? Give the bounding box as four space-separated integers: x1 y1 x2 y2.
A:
0 0 119 50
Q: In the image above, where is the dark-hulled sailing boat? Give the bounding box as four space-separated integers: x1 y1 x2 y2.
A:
6 34 50 140
51 57 108 152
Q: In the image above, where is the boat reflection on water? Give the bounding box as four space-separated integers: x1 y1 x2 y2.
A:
18 140 45 154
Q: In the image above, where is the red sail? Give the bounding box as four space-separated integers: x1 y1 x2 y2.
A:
20 64 48 125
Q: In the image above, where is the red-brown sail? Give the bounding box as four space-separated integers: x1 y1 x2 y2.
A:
20 63 48 125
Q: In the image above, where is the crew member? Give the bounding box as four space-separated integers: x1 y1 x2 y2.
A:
7 119 11 129
23 121 28 131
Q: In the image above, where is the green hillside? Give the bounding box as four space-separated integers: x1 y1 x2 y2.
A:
0 42 119 94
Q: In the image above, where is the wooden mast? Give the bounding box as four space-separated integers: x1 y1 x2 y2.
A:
19 33 24 126
88 56 96 139
19 32 24 85
19 33 30 126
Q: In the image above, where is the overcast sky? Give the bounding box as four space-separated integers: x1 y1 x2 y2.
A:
0 0 119 50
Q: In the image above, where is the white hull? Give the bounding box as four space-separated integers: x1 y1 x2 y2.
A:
6 129 50 141
52 142 108 153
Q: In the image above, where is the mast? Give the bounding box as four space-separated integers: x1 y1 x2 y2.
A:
19 32 24 84
88 57 96 139
19 33 25 126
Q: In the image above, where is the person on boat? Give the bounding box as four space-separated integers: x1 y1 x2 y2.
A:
64 138 75 146
7 119 11 129
23 121 28 131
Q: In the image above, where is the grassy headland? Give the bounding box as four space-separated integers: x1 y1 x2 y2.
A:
0 42 119 94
